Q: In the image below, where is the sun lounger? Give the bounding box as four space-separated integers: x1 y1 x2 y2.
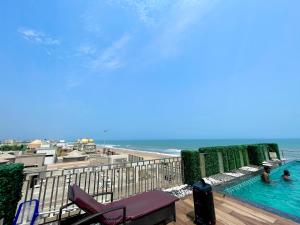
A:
59 184 179 225
261 152 287 167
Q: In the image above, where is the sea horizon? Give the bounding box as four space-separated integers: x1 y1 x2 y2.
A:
94 138 300 160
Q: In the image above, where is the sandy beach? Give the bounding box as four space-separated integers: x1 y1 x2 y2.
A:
109 147 177 160
46 147 177 170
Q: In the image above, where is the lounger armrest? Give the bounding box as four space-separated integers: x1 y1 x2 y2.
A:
71 205 126 225
58 202 75 224
92 192 114 202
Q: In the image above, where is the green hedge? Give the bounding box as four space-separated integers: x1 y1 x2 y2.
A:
233 145 248 168
0 163 24 225
266 143 280 159
234 147 242 168
242 147 249 165
181 143 279 184
246 143 280 166
199 148 219 176
247 144 266 166
227 147 237 170
199 145 249 174
0 144 27 151
181 150 201 185
221 149 229 172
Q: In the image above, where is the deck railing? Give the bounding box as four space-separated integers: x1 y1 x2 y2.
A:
21 157 182 224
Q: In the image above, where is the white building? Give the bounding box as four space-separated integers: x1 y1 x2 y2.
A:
36 147 57 165
40 141 51 148
74 138 96 154
56 140 68 148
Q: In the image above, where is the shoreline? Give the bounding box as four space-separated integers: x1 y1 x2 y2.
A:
47 146 178 170
100 144 299 160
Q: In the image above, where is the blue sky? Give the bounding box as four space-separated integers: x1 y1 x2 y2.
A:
1 0 300 140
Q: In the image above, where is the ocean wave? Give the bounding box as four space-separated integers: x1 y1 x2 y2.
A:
110 146 179 157
164 149 182 153
97 144 120 148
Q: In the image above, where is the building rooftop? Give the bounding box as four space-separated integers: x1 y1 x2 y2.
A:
64 150 86 158
0 153 16 159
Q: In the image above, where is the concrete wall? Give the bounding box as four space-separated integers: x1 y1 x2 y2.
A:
108 154 128 164
63 156 87 162
15 154 45 167
36 148 57 165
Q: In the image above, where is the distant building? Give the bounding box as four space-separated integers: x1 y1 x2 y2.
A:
57 147 72 157
63 150 87 162
40 141 51 148
56 140 67 148
74 138 96 154
82 143 97 154
108 154 128 164
0 152 16 163
28 139 42 150
55 140 73 157
15 154 46 169
3 139 16 144
0 158 9 164
36 147 57 165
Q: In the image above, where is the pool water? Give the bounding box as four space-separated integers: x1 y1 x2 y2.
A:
224 161 300 219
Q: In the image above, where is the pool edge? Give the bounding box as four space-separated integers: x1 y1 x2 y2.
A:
214 160 300 224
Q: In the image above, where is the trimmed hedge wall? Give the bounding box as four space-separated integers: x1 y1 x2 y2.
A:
267 143 281 159
247 143 280 165
0 163 24 225
227 148 237 171
247 144 267 166
221 149 229 172
234 145 248 168
181 143 280 185
181 150 201 185
242 147 249 165
199 145 249 173
199 148 219 177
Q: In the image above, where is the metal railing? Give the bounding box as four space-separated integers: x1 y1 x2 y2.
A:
20 157 182 224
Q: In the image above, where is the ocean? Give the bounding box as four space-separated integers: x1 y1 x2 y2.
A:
99 139 300 160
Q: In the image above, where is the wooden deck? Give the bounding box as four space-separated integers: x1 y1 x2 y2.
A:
168 192 299 225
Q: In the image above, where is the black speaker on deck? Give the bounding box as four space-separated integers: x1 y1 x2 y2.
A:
193 179 216 225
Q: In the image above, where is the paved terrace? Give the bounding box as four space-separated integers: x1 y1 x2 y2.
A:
168 192 298 225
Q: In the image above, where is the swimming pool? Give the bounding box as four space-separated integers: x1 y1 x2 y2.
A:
224 161 300 221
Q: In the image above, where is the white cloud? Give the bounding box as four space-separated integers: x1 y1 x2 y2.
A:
80 11 103 36
18 27 60 45
147 0 219 58
65 77 82 90
77 44 96 55
106 0 173 26
89 34 131 70
103 0 219 62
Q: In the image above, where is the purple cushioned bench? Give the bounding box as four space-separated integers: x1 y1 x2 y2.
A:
59 184 179 225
